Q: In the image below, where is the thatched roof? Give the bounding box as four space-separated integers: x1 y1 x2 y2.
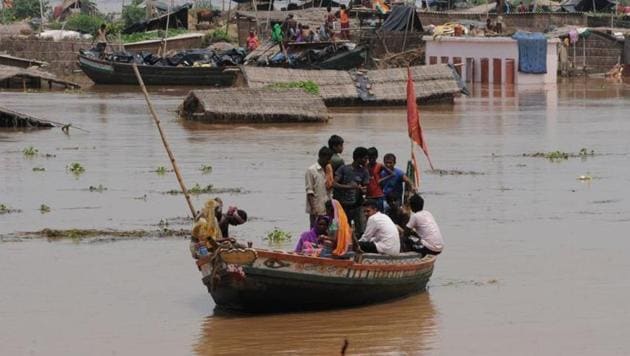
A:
242 67 357 101
179 88 329 123
366 65 463 103
242 64 464 106
0 64 80 88
237 8 336 29
1 105 55 128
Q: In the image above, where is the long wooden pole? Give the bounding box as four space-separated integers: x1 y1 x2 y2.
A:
132 63 196 218
163 0 174 54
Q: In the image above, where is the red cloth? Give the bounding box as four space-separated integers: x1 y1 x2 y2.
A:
366 162 384 198
407 67 434 170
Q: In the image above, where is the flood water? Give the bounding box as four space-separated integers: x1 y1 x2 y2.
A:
2 79 630 355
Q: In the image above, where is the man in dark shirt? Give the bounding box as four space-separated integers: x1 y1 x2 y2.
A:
334 147 370 236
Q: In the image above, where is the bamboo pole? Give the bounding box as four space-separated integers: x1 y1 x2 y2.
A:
225 0 232 35
401 6 414 52
132 63 196 218
163 0 174 54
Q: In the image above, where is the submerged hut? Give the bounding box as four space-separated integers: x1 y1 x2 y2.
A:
0 64 80 89
242 64 464 106
179 88 329 123
242 67 357 104
0 106 55 128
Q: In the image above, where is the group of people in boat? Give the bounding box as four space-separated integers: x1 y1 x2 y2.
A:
299 134 444 258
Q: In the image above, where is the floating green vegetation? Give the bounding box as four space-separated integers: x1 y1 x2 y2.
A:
155 166 168 175
32 167 46 172
39 204 51 213
67 162 86 176
165 183 244 195
36 228 189 241
200 165 213 174
264 228 292 244
267 80 320 95
431 169 485 176
0 203 21 214
88 184 108 192
44 153 56 158
23 146 39 157
523 148 595 161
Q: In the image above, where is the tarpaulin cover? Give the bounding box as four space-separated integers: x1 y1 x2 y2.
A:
560 0 613 12
381 5 423 32
512 32 547 74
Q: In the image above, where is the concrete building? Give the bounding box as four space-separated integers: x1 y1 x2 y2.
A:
424 36 559 86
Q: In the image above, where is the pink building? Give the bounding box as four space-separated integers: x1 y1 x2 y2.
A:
424 36 559 86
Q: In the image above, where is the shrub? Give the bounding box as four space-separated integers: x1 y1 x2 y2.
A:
65 13 105 34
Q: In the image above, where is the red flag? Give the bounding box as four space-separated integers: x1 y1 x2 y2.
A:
407 67 434 170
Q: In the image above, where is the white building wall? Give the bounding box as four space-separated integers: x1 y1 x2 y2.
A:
424 36 558 86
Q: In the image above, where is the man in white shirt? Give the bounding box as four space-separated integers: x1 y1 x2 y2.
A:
404 194 444 257
305 146 333 227
358 199 400 255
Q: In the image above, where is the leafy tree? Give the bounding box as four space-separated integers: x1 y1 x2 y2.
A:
13 0 50 20
122 0 145 28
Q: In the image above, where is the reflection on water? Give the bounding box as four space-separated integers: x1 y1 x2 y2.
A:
2 79 630 355
194 293 437 355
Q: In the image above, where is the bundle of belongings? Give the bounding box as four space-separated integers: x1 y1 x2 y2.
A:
81 47 247 67
258 42 361 69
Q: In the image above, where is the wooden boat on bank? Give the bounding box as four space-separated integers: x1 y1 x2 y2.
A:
77 54 239 86
196 247 436 313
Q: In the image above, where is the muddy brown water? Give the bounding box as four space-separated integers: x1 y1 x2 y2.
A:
1 79 630 355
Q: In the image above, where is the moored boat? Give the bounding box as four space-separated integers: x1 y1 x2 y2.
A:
77 54 239 86
196 247 436 313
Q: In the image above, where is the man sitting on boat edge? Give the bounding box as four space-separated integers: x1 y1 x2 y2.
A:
402 194 444 257
358 199 400 256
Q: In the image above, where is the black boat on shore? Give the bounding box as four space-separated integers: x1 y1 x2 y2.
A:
78 54 239 86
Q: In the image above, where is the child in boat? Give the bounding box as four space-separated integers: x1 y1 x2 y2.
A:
366 147 384 211
404 194 443 257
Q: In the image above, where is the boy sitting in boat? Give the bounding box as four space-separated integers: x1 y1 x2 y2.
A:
358 199 400 255
403 194 444 257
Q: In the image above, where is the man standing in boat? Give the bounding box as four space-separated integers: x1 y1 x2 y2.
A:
334 147 370 236
95 23 109 59
305 146 334 227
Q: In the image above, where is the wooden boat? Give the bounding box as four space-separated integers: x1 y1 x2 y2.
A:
77 54 239 86
196 247 436 313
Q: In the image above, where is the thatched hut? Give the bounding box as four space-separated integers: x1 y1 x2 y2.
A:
242 67 357 104
179 88 329 123
242 64 464 106
365 65 464 105
1 106 55 128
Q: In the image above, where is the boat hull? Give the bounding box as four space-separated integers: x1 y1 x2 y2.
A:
199 250 435 313
78 55 238 86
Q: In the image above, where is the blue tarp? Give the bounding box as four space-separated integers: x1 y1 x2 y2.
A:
512 32 547 74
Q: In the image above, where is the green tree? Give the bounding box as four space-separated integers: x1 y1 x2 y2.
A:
64 13 105 34
13 0 50 20
122 0 146 28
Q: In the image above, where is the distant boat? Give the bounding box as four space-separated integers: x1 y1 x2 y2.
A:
77 54 239 86
196 247 436 313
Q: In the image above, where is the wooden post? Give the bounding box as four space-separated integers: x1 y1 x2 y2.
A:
163 0 174 54
225 0 232 35
131 63 197 218
401 6 414 52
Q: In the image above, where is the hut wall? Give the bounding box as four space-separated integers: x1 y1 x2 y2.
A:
419 12 587 32
563 31 624 73
0 37 91 76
